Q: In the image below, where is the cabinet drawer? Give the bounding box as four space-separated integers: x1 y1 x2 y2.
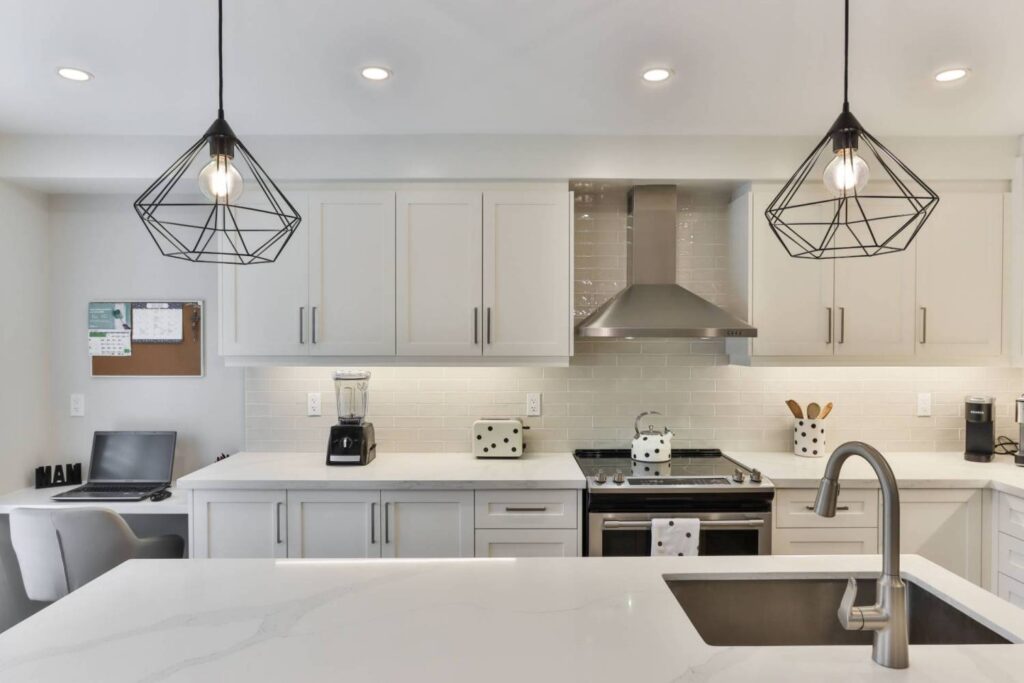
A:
998 572 1024 609
475 529 578 558
998 494 1024 542
998 532 1024 583
776 488 878 528
772 527 878 555
474 490 577 529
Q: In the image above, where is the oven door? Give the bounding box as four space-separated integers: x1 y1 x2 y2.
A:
588 511 771 557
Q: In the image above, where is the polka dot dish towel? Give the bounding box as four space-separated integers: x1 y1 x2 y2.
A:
793 418 825 457
650 518 700 556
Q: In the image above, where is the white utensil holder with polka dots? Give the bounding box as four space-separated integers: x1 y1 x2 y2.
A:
793 418 826 458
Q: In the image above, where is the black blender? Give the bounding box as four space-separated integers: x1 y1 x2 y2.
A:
326 370 376 466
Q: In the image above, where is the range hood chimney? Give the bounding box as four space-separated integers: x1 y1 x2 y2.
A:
575 185 757 339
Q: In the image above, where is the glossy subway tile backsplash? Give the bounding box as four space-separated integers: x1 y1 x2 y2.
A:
245 187 1023 454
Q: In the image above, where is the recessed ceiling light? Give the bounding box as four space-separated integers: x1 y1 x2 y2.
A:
361 66 392 81
57 67 93 82
641 68 673 83
934 68 969 83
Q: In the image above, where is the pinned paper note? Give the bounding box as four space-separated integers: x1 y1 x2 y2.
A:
132 302 184 342
88 303 132 356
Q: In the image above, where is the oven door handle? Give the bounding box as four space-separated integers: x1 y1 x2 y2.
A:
601 519 765 530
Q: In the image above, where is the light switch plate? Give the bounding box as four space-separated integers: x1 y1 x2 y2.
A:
307 392 322 417
916 392 932 417
526 393 542 417
70 393 85 417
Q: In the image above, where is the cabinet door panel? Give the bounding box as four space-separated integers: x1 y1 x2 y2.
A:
219 194 309 356
916 192 1003 358
193 490 287 558
308 191 396 356
834 243 916 356
287 490 381 559
898 489 982 584
381 490 474 558
772 527 877 555
396 192 483 356
474 529 578 558
483 191 571 357
751 190 835 357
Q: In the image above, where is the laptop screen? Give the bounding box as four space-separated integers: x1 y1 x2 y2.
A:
89 431 176 483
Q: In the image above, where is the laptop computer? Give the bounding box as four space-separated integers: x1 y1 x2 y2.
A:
52 431 176 502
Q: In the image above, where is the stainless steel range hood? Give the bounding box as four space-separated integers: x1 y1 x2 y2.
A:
575 185 757 339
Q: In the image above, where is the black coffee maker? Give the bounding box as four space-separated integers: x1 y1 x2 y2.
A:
964 396 995 463
326 370 376 466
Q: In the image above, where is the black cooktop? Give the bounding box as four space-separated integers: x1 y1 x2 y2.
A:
573 448 743 479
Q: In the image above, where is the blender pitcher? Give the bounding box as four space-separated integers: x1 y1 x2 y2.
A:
333 370 370 424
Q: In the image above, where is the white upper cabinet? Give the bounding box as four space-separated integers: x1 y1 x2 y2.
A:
396 191 483 356
483 191 571 357
308 191 396 356
915 192 1004 359
834 243 917 357
220 193 309 356
750 189 835 357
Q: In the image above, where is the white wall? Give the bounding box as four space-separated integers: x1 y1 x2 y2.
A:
0 180 50 493
47 194 244 478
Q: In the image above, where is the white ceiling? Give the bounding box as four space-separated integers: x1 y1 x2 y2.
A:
1 0 1021 137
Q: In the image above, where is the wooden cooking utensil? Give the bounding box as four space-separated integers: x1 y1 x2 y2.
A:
785 399 804 419
806 402 821 420
818 402 834 420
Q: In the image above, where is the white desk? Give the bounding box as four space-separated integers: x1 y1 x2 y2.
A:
0 486 187 515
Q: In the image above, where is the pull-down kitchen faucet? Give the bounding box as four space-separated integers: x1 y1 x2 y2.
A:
813 441 909 669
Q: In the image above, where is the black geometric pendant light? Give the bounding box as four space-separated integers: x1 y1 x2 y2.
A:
134 0 300 265
765 0 939 259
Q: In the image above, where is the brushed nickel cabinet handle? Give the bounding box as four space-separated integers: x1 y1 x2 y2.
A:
473 307 479 344
826 307 833 344
838 307 845 344
311 306 318 344
276 502 284 544
920 307 927 344
384 502 391 544
487 307 492 344
806 505 850 511
506 506 548 513
299 307 305 344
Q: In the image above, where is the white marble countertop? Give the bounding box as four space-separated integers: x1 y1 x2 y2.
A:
2 554 1024 682
176 451 586 490
0 486 187 515
728 450 1024 496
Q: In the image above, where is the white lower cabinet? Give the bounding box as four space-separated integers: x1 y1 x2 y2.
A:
998 572 1024 608
381 490 475 558
475 529 578 558
287 490 380 559
773 527 878 555
192 490 287 559
898 489 982 584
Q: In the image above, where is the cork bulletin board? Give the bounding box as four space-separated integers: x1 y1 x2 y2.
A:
89 300 204 377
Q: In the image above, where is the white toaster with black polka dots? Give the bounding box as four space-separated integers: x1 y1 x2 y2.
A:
631 411 673 463
473 418 525 458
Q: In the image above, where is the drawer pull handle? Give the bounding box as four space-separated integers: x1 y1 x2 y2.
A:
806 505 850 512
505 506 548 512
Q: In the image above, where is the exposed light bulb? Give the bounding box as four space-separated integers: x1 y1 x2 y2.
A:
198 155 244 202
823 149 869 197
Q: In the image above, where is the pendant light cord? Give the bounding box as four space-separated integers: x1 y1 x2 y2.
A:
842 0 850 112
217 0 224 119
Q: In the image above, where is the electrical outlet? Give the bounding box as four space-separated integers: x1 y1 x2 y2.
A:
70 393 85 417
307 392 322 417
916 392 932 417
526 393 542 417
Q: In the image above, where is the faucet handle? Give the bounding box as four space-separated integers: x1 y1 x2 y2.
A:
838 577 864 631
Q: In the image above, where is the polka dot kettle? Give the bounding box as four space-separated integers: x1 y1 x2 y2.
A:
631 411 673 463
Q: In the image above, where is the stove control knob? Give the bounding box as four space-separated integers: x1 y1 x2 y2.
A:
613 471 626 485
750 469 763 484
595 470 607 485
732 468 746 484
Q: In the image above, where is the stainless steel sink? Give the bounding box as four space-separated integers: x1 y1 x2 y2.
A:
666 577 1012 646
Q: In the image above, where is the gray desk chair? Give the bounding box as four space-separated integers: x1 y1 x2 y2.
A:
9 508 183 601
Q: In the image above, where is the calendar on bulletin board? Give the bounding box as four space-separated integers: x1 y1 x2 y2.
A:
89 300 204 377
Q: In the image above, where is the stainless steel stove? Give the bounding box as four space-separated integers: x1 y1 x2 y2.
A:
574 448 775 557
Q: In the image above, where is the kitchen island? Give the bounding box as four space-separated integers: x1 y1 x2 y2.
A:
1 554 1023 682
